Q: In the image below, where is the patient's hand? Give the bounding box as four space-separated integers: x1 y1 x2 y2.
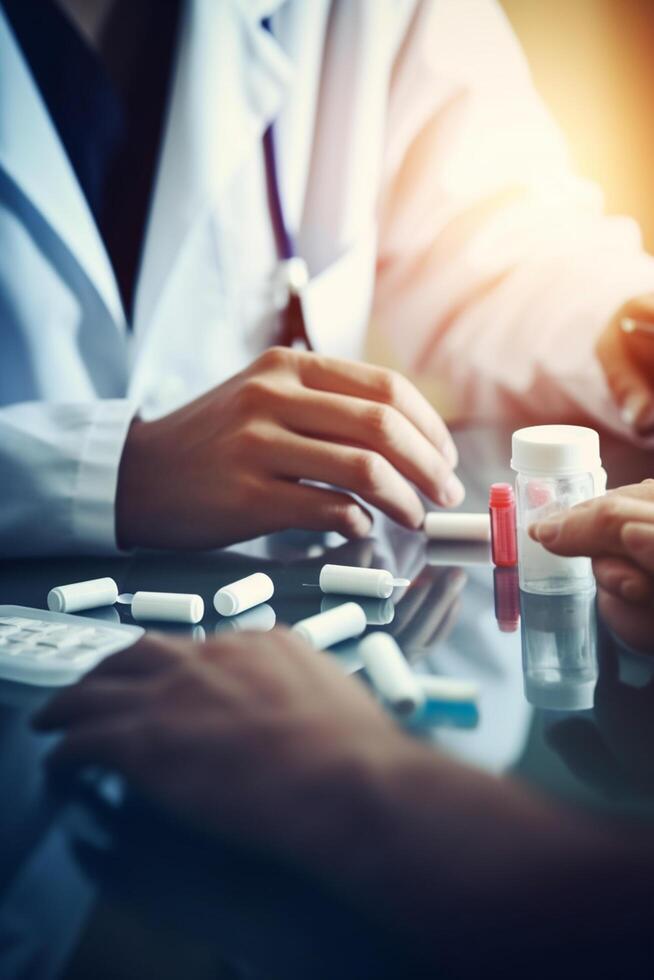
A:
530 481 654 603
33 631 645 972
33 630 408 868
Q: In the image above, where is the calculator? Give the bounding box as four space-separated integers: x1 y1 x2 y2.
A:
0 605 144 687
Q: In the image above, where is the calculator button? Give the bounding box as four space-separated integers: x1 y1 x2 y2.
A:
10 630 40 643
4 644 31 656
30 647 58 660
54 648 95 664
38 629 95 650
91 629 118 642
60 629 96 647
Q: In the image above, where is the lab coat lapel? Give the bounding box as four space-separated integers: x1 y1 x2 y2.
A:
133 0 293 338
0 8 126 331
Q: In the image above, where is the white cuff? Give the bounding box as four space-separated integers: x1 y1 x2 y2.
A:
72 400 138 554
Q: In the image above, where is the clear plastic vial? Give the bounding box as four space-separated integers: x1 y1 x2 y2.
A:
511 425 605 595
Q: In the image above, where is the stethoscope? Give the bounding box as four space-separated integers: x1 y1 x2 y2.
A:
261 17 313 350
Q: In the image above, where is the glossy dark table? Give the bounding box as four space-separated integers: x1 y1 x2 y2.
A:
1 425 653 980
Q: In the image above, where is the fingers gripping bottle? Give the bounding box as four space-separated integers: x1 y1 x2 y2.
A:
511 425 606 595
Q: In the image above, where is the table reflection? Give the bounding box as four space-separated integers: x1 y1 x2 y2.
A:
2 425 654 979
519 589 598 711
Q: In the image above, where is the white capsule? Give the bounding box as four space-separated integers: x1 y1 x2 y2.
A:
418 675 479 705
47 577 119 614
423 512 491 542
358 632 425 718
214 603 276 634
319 563 396 598
321 594 395 626
292 602 367 650
214 573 274 617
319 564 395 599
131 591 204 624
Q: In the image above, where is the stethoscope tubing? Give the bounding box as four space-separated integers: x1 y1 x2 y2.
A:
261 17 312 349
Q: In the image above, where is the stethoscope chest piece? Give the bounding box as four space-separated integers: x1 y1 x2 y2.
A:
278 256 309 297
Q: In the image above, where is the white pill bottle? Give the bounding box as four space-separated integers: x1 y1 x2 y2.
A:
511 425 606 595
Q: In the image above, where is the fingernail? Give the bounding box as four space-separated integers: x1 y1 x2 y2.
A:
621 391 649 427
531 519 561 545
441 474 465 507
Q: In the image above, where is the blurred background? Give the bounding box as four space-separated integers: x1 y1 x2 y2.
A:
369 0 654 404
501 0 654 251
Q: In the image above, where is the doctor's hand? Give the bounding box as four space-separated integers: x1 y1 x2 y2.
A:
530 481 654 603
598 294 654 434
116 348 463 549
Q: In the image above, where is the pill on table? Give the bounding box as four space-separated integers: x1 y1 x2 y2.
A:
418 675 479 705
214 573 274 617
292 602 366 650
47 577 119 614
321 594 395 626
131 591 204 624
358 632 425 718
423 512 491 542
318 564 408 599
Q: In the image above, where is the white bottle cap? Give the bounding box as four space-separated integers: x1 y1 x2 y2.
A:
131 592 204 624
47 577 119 614
214 573 275 617
511 425 601 476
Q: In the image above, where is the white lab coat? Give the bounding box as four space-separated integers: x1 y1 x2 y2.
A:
1 0 653 556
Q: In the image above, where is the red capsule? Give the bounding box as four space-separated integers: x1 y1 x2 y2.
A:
489 483 517 568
